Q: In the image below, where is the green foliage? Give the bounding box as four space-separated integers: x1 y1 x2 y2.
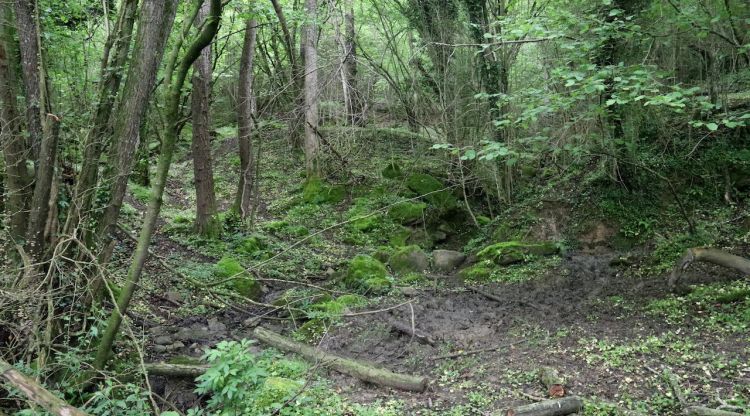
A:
382 161 403 179
406 173 456 211
343 255 392 294
388 245 429 274
128 182 151 203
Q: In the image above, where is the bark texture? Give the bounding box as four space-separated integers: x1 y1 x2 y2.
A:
342 0 363 125
234 18 258 219
303 0 320 178
98 0 179 244
669 247 750 290
0 358 91 416
254 327 429 392
503 396 583 416
191 0 218 236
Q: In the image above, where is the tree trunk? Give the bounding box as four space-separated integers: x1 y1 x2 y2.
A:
303 0 320 178
253 327 429 392
684 406 742 416
97 0 179 248
342 0 363 126
14 0 60 260
234 18 258 219
93 0 223 371
669 247 750 291
66 0 138 241
0 1 31 242
503 396 583 416
191 0 218 237
0 358 91 416
538 367 565 398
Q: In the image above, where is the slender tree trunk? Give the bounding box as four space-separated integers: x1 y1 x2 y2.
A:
15 0 60 260
66 0 138 241
270 0 305 148
97 0 178 245
234 18 258 219
343 0 363 125
191 0 218 236
0 2 31 242
93 0 223 371
303 0 320 178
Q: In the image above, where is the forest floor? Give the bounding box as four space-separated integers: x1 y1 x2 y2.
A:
114 127 750 415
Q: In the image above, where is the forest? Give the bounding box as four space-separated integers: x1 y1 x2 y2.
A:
0 0 748 414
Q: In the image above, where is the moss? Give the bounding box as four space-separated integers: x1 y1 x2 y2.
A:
458 262 494 281
294 319 329 342
388 245 429 275
303 178 346 204
348 205 378 231
406 173 457 210
476 215 492 225
256 377 302 408
382 161 403 179
288 225 309 237
477 241 559 265
388 202 427 224
310 294 366 315
215 256 261 300
372 246 393 263
237 235 266 256
264 220 289 232
343 255 392 294
407 227 434 249
389 227 412 247
400 272 428 285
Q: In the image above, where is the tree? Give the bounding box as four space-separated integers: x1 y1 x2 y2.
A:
235 18 259 219
192 0 220 236
303 0 321 179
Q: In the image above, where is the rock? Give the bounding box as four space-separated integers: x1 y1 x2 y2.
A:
243 317 261 327
167 341 185 351
154 335 173 346
431 230 448 242
387 202 427 224
406 227 434 249
476 241 559 266
325 267 335 277
214 257 261 300
343 255 392 294
207 318 227 333
432 249 466 272
389 245 429 274
153 345 168 353
149 325 169 337
400 287 420 296
175 327 210 342
302 177 346 204
165 291 182 304
405 173 457 211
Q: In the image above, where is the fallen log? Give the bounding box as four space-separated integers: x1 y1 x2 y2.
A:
669 247 750 291
503 396 584 416
253 326 429 392
684 406 743 416
0 358 91 416
144 362 209 378
386 319 436 346
538 367 565 398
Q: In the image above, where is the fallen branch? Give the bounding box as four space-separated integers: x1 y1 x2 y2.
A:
669 247 750 291
0 358 91 416
469 286 505 303
684 406 743 416
143 362 209 378
386 318 436 346
538 367 565 398
503 396 583 416
431 339 527 360
253 326 428 392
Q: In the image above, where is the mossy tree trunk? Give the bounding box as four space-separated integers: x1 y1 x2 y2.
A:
192 0 219 237
93 0 223 371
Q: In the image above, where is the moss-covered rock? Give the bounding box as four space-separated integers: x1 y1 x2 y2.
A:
477 241 559 266
302 178 346 204
256 377 302 409
457 262 494 281
382 161 403 179
407 227 434 249
388 201 427 224
343 255 392 294
294 319 329 341
215 256 261 300
372 246 393 263
237 235 266 256
406 173 457 210
389 245 429 274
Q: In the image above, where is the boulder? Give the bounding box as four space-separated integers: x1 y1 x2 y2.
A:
343 255 392 294
432 249 466 272
406 173 457 211
389 245 429 274
388 201 427 224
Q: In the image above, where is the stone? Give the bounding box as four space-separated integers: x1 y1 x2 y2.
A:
164 291 182 304
175 327 210 342
153 345 168 353
432 249 466 272
389 245 429 274
207 318 227 333
476 241 559 266
168 341 185 351
387 202 427 224
154 335 172 346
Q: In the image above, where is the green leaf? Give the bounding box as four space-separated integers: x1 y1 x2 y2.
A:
706 123 718 131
